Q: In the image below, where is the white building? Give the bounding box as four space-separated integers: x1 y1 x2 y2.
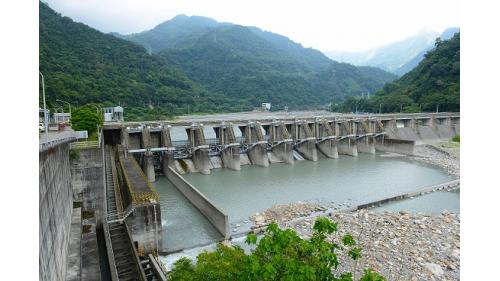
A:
103 106 124 122
261 103 271 111
53 112 71 124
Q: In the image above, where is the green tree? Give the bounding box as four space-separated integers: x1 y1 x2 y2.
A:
169 217 385 281
71 105 103 136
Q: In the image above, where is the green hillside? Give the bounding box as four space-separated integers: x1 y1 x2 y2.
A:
148 20 396 110
39 2 239 120
333 33 460 113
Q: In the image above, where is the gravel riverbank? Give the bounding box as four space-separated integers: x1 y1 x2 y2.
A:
245 145 461 280
287 210 460 281
411 143 460 177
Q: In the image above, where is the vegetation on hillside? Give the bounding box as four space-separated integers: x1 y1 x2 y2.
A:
169 218 385 281
39 2 242 120
160 24 396 110
332 33 460 113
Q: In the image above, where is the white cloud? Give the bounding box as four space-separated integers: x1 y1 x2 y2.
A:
43 0 459 52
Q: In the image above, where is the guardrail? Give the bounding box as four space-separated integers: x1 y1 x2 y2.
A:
39 135 76 152
69 140 99 150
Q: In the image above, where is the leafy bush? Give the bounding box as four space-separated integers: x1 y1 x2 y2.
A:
452 134 460 142
70 105 103 136
169 217 385 281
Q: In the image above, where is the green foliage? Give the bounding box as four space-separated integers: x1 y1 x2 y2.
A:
40 3 396 116
332 33 460 113
359 269 386 281
69 149 80 161
169 218 385 281
70 105 103 136
452 134 460 142
161 25 396 110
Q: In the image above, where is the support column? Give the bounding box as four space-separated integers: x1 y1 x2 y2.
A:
187 124 210 175
294 121 318 161
356 136 375 154
317 139 338 158
337 137 358 156
215 125 240 171
121 126 129 159
141 126 155 182
161 125 175 172
242 123 269 167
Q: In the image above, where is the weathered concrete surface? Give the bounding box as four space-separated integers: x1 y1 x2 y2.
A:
193 149 211 174
69 147 105 281
39 142 73 281
295 140 319 161
375 138 415 155
165 166 229 239
70 149 104 215
271 142 294 164
316 139 339 158
220 146 241 170
357 136 376 154
65 207 81 281
143 153 156 182
125 204 163 254
81 216 101 281
247 144 269 167
337 138 358 156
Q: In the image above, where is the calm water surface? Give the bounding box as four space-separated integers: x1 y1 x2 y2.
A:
156 153 457 251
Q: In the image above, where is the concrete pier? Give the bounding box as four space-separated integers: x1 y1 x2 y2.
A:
214 124 240 170
317 139 339 158
187 125 210 174
357 136 375 154
292 121 318 161
240 122 269 167
141 127 156 182
267 122 294 164
338 137 358 156
160 125 175 171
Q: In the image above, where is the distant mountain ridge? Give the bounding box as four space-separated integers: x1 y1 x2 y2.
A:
115 15 397 109
393 27 459 75
326 28 459 75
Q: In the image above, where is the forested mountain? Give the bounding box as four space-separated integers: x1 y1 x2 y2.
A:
333 33 460 113
117 16 396 110
40 2 395 119
115 15 219 53
39 2 241 120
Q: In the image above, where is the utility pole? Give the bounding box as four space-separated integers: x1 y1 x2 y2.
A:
39 71 49 140
379 104 382 114
56 99 72 117
436 104 439 113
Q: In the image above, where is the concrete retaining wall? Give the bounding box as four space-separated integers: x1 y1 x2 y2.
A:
165 166 229 239
40 142 73 281
375 138 415 155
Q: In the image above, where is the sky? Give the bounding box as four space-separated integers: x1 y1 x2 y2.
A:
43 0 459 52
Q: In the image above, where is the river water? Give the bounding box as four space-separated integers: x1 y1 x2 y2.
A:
155 152 457 252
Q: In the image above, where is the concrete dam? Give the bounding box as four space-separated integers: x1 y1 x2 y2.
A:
39 112 459 280
102 112 460 180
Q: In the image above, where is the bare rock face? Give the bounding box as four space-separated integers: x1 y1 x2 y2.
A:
424 263 444 277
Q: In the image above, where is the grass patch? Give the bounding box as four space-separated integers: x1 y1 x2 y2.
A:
452 134 460 142
69 149 80 161
82 210 95 220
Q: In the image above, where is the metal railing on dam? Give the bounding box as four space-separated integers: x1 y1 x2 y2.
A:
102 112 459 174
